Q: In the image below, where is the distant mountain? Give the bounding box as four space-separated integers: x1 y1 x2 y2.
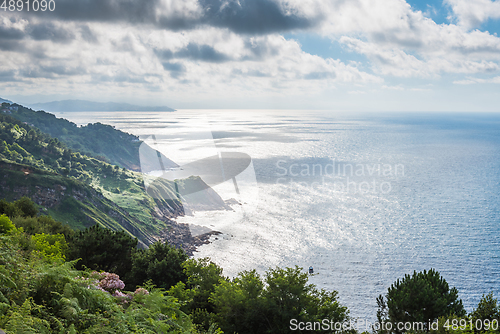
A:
30 99 175 112
0 97 13 104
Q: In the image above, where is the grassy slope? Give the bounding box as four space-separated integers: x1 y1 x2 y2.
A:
0 160 155 245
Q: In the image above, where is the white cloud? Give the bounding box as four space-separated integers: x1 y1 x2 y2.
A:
453 76 500 84
340 36 499 77
2 0 500 108
444 0 500 29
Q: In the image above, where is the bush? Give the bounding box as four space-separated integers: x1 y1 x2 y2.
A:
127 241 188 290
67 224 137 283
0 197 38 218
15 197 38 217
31 233 68 263
0 214 15 234
12 215 74 238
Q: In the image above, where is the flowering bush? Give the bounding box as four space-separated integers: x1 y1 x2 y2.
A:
97 272 125 292
134 288 149 296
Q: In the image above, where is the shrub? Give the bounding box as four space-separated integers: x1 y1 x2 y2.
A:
127 240 188 290
31 233 68 263
0 214 15 234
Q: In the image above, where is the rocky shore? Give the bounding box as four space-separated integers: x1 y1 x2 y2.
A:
158 220 221 256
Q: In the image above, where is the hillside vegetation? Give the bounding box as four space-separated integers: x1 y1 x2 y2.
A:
0 106 227 246
3 102 176 171
1 201 497 333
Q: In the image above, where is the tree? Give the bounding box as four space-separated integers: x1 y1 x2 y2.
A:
67 224 137 284
377 269 466 333
210 266 351 334
127 240 188 290
0 197 37 218
14 197 38 218
168 257 226 329
470 293 500 333
210 270 268 334
0 199 21 218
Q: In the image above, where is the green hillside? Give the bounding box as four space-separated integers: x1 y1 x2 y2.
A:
0 108 227 246
3 102 177 171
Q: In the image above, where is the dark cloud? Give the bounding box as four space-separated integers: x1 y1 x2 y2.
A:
232 68 270 77
20 0 321 35
162 62 186 78
0 25 25 40
21 0 160 24
198 0 318 34
112 35 137 52
156 43 231 63
90 72 160 84
177 43 230 62
0 22 26 51
371 31 424 49
0 70 18 82
0 39 24 51
80 25 98 43
29 22 75 43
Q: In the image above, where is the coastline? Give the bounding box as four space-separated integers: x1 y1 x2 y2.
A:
159 219 222 256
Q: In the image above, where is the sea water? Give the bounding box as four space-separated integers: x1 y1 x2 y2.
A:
54 110 500 321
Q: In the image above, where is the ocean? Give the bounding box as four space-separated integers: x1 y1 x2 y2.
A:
54 109 500 322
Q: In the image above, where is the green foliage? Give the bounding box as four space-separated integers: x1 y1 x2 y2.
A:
2 297 52 333
127 240 188 291
377 269 466 333
0 214 15 234
0 112 183 244
14 196 38 218
12 215 74 238
0 197 37 219
0 230 197 333
0 199 21 218
237 266 349 334
7 104 147 171
32 233 68 263
67 224 137 283
169 258 226 330
471 293 500 333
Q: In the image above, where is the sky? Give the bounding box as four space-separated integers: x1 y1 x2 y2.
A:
1 0 500 111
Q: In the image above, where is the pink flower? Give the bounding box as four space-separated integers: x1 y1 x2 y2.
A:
133 288 149 295
97 272 125 292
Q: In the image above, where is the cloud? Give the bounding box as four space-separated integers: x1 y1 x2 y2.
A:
20 0 322 34
444 0 500 29
79 25 98 43
2 0 500 108
156 43 231 63
28 22 75 43
341 36 500 77
453 76 500 84
197 0 320 34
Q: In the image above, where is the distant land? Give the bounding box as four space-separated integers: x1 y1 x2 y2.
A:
29 99 176 112
0 97 13 104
